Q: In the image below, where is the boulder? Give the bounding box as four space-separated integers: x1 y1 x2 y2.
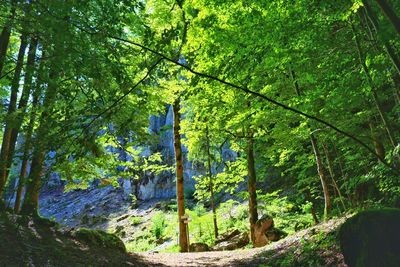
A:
189 242 210 252
212 232 249 251
254 215 274 247
266 228 287 242
339 208 400 267
215 229 241 244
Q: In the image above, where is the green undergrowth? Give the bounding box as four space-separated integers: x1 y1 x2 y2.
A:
74 228 126 252
258 229 343 267
125 194 314 252
0 211 148 266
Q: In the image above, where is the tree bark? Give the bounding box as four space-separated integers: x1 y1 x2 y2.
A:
374 0 400 35
0 35 28 200
310 134 331 221
0 1 16 76
20 64 57 216
246 136 258 245
19 149 45 216
352 24 397 148
173 99 188 252
4 38 38 181
14 66 43 213
206 125 218 239
322 143 346 212
362 2 400 78
369 120 386 159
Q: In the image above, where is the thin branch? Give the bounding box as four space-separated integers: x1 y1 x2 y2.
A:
0 66 16 80
108 35 396 171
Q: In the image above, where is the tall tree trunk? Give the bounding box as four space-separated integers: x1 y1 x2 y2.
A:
206 125 218 239
310 134 331 221
14 70 43 213
352 24 397 148
14 143 29 213
0 35 28 201
247 136 258 245
307 191 319 225
369 120 386 159
173 100 188 252
0 1 16 76
4 38 38 181
322 143 346 212
374 0 400 34
19 149 45 216
20 65 57 216
362 2 400 79
289 67 327 221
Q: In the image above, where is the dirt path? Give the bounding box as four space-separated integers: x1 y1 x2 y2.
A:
136 248 266 266
134 217 348 267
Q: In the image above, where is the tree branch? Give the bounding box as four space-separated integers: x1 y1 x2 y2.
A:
108 35 396 171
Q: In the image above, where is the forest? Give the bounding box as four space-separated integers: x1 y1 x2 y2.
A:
0 0 400 266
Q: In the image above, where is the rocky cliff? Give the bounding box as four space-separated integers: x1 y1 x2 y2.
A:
37 105 235 226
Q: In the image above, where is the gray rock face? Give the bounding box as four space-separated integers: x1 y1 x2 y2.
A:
133 105 203 200
38 105 236 225
39 185 130 228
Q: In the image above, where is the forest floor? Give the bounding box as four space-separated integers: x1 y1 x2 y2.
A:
136 216 348 266
0 210 348 266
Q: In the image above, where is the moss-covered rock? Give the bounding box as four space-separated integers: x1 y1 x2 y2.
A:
339 208 400 267
74 228 126 253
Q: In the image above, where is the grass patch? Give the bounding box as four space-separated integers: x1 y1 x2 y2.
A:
129 216 143 226
74 228 126 252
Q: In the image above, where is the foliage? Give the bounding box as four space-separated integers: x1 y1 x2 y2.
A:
217 200 249 234
1 0 400 259
129 216 143 226
186 205 215 245
150 211 167 240
258 191 314 234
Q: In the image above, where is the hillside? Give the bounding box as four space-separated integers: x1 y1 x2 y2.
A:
0 210 347 267
0 211 157 267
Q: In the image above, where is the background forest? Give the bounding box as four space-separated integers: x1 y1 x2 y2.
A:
0 0 400 263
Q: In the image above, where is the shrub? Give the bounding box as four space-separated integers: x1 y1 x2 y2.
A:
130 216 142 226
150 212 166 239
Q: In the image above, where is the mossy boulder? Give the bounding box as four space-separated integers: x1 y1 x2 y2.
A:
339 208 400 267
74 228 126 253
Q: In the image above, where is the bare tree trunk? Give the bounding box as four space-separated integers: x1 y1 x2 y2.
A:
14 68 43 213
247 136 258 245
322 143 346 212
289 67 327 222
14 145 29 213
0 35 28 200
19 149 45 216
362 3 400 77
0 1 16 76
4 38 38 181
173 100 188 252
352 24 397 148
20 64 58 216
374 0 400 34
369 120 386 159
310 134 331 221
206 125 218 238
